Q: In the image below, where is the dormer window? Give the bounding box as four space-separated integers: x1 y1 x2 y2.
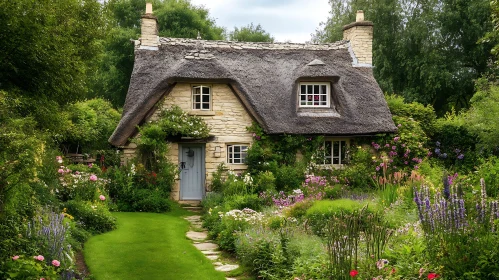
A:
192 85 211 110
299 82 330 107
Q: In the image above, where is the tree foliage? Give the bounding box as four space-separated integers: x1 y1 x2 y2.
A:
228 23 274 42
314 0 494 114
94 0 225 107
0 0 105 104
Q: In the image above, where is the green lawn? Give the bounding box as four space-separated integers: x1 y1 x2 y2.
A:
84 208 226 280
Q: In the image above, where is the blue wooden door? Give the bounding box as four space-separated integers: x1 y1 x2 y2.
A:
179 145 205 200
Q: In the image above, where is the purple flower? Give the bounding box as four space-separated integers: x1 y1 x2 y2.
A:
394 137 400 142
457 154 464 160
392 146 397 150
435 148 441 155
436 141 441 147
441 153 448 159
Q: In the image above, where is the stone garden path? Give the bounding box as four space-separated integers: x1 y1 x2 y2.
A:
183 209 240 280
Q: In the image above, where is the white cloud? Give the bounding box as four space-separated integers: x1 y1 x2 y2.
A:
190 0 331 42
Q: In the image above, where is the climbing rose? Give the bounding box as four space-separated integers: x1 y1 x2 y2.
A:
12 255 19 260
99 195 106 201
34 255 44 261
428 273 439 279
349 270 358 277
89 174 97 181
52 260 60 267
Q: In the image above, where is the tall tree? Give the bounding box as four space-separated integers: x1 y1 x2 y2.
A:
0 0 105 104
228 23 274 42
93 0 225 107
314 0 494 114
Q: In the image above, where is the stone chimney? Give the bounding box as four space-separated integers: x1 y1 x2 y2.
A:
140 3 159 49
343 10 373 66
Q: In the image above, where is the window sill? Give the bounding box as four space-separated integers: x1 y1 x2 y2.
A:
188 110 216 116
297 108 340 117
226 164 248 170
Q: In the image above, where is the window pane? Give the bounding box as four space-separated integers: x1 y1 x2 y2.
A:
321 85 327 94
194 87 201 94
325 141 332 157
307 85 312 94
301 85 306 94
195 95 201 102
234 146 240 153
341 141 346 161
202 87 210 94
314 85 319 94
241 146 248 152
202 95 210 102
333 157 339 164
301 95 306 101
193 103 200 109
202 103 210 110
333 141 339 157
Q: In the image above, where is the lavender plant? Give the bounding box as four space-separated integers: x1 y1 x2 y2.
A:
414 178 499 277
26 208 72 268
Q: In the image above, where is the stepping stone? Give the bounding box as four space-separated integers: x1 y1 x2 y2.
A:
206 255 219 261
226 278 237 280
213 262 223 266
186 231 208 241
215 264 239 272
201 250 220 255
193 242 218 251
184 215 201 222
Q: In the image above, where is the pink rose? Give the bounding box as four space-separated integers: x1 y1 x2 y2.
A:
34 255 44 261
58 169 64 174
89 174 97 181
99 195 106 201
52 259 60 267
88 163 93 168
56 156 63 164
12 255 19 260
40 278 45 280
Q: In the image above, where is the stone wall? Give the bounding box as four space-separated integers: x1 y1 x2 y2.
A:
122 83 254 201
343 25 373 65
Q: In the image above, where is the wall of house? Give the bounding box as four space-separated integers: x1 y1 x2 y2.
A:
121 83 254 201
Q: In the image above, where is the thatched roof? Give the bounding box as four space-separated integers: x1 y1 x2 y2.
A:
109 38 396 146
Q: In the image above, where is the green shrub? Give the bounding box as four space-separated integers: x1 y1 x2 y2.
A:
274 164 305 192
131 189 172 213
305 199 373 236
63 200 116 233
288 232 328 280
475 156 499 197
235 226 291 279
201 192 224 211
210 163 227 193
254 171 276 194
224 194 263 211
284 199 314 220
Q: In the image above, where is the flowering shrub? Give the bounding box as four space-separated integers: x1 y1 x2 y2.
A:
57 166 109 202
260 189 304 208
0 255 59 280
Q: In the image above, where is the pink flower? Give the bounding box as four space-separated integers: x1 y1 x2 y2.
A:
12 255 19 260
40 278 45 280
393 137 400 142
34 255 44 261
89 174 98 181
58 169 64 174
52 260 60 267
88 163 93 168
99 195 106 201
56 156 63 164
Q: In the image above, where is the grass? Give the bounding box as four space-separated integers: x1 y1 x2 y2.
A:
84 206 226 280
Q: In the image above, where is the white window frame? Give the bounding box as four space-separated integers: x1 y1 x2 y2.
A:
320 139 349 165
227 144 248 164
192 85 212 110
299 82 330 108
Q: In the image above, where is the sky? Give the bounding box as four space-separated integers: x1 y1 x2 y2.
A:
189 0 332 43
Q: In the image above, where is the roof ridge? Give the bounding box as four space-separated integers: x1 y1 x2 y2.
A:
158 37 349 51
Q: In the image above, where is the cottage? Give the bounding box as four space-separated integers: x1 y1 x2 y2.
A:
109 3 396 202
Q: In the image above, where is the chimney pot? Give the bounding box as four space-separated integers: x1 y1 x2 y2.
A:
146 2 153 14
356 10 364 22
